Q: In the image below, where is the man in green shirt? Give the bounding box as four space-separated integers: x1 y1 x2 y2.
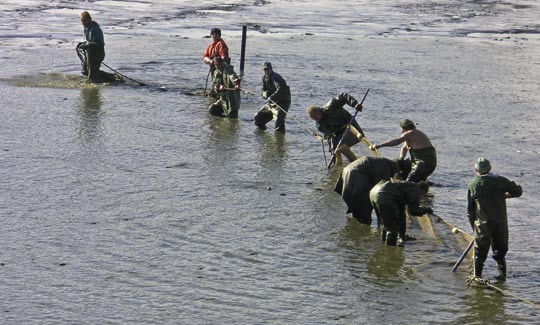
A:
467 157 522 280
208 57 241 118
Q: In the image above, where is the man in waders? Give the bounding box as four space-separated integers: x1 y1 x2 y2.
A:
77 11 111 82
307 93 365 165
467 157 522 280
254 62 291 132
208 57 241 118
334 156 401 225
370 180 433 246
370 119 437 183
202 28 229 96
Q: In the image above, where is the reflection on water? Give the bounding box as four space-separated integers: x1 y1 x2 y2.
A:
254 130 287 170
459 285 509 324
202 116 241 167
1 1 539 323
337 218 407 283
367 241 407 282
76 86 103 142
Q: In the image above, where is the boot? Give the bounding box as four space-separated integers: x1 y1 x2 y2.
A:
496 258 507 281
381 228 387 242
397 237 405 246
385 232 398 246
473 256 484 278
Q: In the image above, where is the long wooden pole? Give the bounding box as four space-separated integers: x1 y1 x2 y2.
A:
240 26 247 77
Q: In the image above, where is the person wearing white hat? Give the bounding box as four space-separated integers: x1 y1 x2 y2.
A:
467 157 523 280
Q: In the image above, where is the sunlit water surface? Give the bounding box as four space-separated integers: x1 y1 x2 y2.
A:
1 1 539 323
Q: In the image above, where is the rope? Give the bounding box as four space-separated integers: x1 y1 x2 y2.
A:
467 276 540 308
203 66 212 96
240 88 323 139
101 62 146 86
432 213 472 238
75 44 146 86
240 88 329 166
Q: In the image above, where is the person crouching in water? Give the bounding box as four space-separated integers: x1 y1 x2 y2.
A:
208 57 241 118
370 180 433 246
254 62 291 132
307 93 365 165
334 156 401 225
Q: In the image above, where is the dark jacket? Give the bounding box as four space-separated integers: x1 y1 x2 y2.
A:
84 21 105 51
370 180 430 217
316 93 364 148
467 173 522 228
262 72 291 105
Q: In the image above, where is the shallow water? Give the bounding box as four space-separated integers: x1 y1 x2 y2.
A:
1 1 539 324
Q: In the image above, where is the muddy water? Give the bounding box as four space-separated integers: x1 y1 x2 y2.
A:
1 1 539 323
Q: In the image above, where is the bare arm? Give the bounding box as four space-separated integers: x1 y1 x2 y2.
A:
399 142 409 159
370 135 406 151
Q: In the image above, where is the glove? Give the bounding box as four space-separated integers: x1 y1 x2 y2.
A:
355 103 363 111
424 207 434 215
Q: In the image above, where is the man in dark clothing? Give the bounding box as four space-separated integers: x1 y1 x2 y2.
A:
467 157 522 280
254 62 291 132
77 11 106 82
370 180 433 246
334 156 400 225
307 93 365 163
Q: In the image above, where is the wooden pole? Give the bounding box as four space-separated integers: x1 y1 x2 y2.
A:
240 25 247 77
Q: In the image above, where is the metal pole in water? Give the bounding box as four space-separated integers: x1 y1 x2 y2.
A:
240 25 247 78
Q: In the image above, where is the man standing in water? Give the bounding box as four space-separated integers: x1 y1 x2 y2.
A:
208 57 241 118
254 62 291 132
202 28 229 96
334 156 400 225
77 11 106 82
307 93 365 164
467 157 522 280
370 119 437 183
370 180 433 246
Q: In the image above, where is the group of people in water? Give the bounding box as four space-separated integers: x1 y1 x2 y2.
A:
76 13 523 281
